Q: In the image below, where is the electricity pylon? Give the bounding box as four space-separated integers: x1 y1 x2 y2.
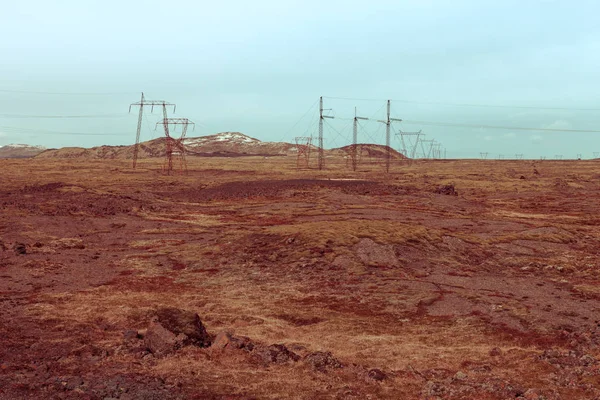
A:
155 117 195 175
377 100 402 172
129 92 176 168
318 96 334 170
396 130 423 161
295 136 313 169
352 107 368 171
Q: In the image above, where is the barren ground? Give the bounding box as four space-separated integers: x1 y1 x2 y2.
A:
2 156 600 399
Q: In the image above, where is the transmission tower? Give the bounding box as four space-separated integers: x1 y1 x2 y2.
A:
129 92 176 169
352 107 368 171
294 136 313 169
434 143 442 159
577 153 582 160
515 153 524 160
420 139 436 159
377 100 402 172
555 154 563 160
480 152 488 160
318 96 334 170
594 152 599 159
155 117 194 175
395 130 423 161
498 154 504 160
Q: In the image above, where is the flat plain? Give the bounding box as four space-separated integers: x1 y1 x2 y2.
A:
2 156 600 399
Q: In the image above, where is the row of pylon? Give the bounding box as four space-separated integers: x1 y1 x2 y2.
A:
129 92 195 175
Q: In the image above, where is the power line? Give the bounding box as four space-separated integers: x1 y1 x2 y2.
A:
0 89 136 95
0 125 125 136
0 113 128 119
277 98 320 143
401 119 600 133
323 96 600 112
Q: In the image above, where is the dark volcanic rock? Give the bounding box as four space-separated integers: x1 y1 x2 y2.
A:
212 330 254 351
13 242 27 255
254 344 300 364
154 307 211 348
304 351 342 371
368 368 387 381
435 184 458 196
144 321 187 356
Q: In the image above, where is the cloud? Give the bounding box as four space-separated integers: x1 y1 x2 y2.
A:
543 119 572 131
503 132 516 138
530 134 543 143
484 135 494 141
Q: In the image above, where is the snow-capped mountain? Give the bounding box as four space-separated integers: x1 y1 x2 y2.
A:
0 144 48 158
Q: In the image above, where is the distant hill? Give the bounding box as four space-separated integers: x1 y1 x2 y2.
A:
333 144 408 160
35 132 297 160
11 133 408 161
0 144 47 159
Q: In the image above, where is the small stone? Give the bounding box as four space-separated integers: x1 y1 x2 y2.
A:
212 331 254 351
14 243 27 255
453 371 467 381
435 184 458 196
368 368 386 381
489 347 502 356
123 330 139 340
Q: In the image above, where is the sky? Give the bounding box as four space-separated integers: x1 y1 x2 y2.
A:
0 0 599 158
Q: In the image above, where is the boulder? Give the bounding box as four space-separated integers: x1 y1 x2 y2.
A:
144 321 187 356
212 330 254 351
154 307 211 348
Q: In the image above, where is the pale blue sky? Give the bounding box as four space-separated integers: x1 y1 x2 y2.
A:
1 0 599 158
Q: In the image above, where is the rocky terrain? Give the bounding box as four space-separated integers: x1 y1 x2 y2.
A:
1 156 600 399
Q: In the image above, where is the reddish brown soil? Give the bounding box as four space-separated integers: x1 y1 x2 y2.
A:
1 157 600 399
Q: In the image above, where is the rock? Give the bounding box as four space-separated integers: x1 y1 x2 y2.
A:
435 184 457 196
368 368 386 381
13 242 27 255
489 347 502 357
304 351 342 371
519 175 526 180
254 344 299 364
144 321 187 356
580 354 597 366
123 330 139 340
212 331 254 351
354 238 399 267
154 307 211 347
453 371 467 381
